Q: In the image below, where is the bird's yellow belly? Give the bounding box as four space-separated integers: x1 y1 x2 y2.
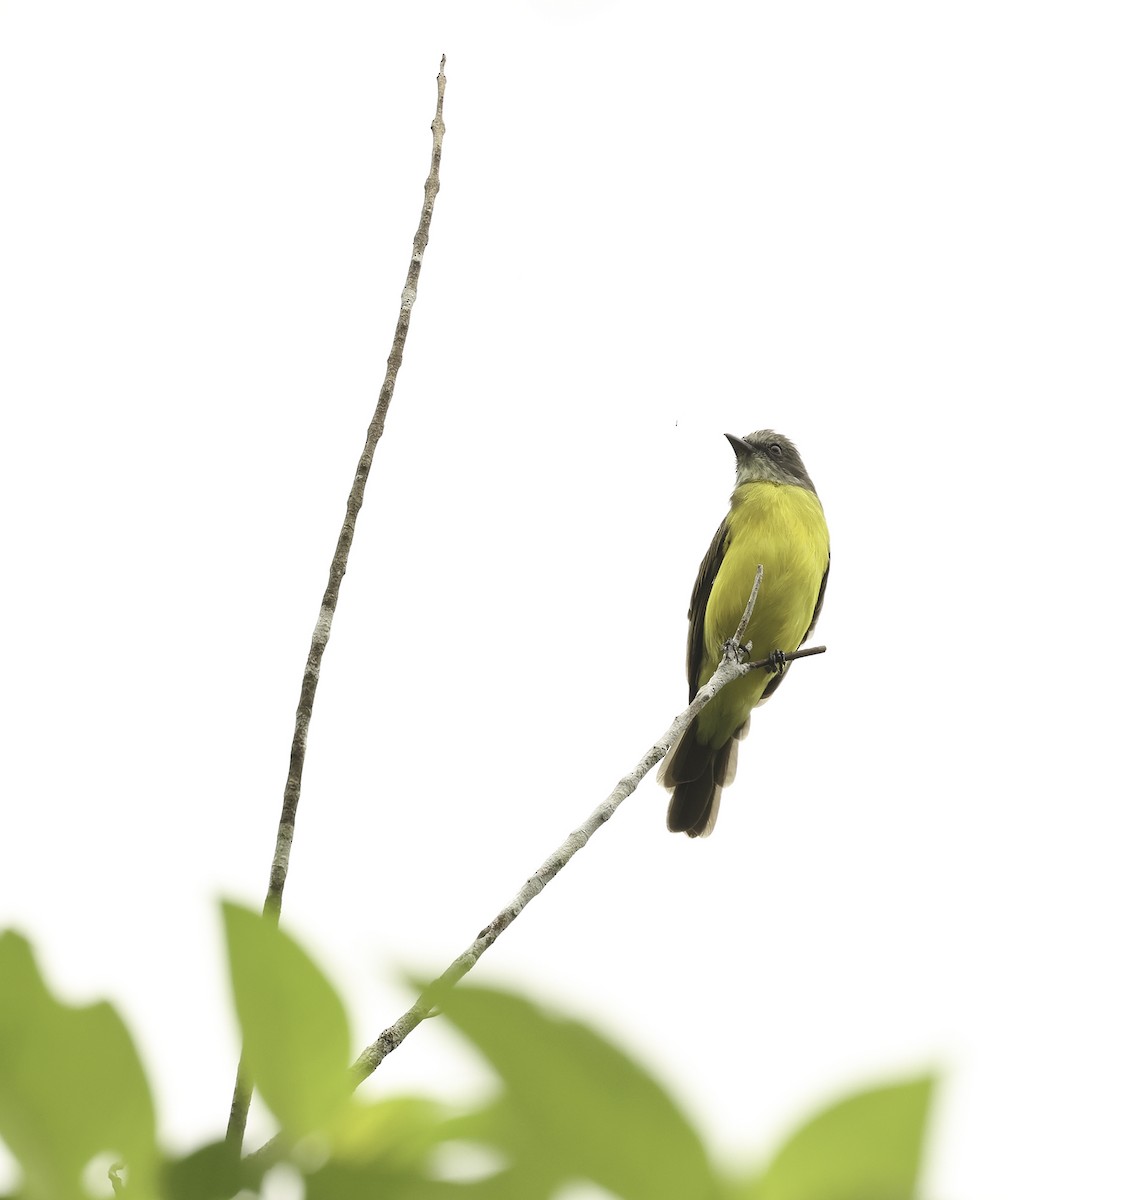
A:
698 482 828 747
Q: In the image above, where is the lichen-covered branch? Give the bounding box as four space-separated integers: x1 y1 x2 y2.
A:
349 584 825 1082
227 54 448 1154
248 579 825 1163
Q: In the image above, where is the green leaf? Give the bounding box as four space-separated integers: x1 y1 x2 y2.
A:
161 1140 254 1200
435 981 721 1200
306 1161 519 1200
755 1076 935 1200
429 1099 558 1196
326 1096 459 1170
221 901 353 1137
310 1095 550 1199
0 930 158 1200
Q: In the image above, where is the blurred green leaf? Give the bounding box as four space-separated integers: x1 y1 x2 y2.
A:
435 981 722 1200
161 1139 257 1200
0 930 158 1200
326 1096 459 1170
431 1098 559 1195
317 1092 558 1197
745 1075 935 1200
221 901 353 1137
306 1160 519 1200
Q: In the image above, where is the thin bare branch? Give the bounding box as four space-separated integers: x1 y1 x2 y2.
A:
348 591 824 1084
226 54 448 1154
733 563 764 646
247 578 825 1164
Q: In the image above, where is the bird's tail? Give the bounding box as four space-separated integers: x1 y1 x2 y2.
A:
658 716 749 837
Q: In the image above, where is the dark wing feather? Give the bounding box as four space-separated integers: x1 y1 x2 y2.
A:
804 553 831 642
684 519 730 702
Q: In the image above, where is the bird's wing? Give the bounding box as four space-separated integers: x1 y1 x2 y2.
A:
804 552 831 643
685 518 730 702
760 552 830 703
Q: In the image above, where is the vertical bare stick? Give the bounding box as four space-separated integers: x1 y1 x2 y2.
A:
732 564 764 646
225 54 448 1153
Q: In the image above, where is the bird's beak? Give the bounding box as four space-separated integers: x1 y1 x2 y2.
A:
725 433 752 457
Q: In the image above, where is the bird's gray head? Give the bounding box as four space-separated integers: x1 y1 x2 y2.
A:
726 430 817 492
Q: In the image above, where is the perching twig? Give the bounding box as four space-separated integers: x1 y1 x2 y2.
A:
732 563 764 646
247 575 825 1164
226 54 448 1155
347 576 824 1084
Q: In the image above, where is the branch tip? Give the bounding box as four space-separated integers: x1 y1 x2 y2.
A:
226 59 449 1154
733 564 764 644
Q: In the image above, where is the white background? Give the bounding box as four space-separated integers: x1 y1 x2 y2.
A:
2 3 1128 1197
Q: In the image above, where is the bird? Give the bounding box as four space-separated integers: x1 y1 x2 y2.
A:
659 430 829 837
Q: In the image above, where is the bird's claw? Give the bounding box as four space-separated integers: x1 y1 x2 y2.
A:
722 637 749 664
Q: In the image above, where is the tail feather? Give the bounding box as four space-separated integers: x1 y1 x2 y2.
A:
660 717 747 838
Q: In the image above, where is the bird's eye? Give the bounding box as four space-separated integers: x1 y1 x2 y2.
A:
769 442 783 457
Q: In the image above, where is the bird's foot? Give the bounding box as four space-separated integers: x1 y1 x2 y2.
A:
722 637 750 665
768 648 787 675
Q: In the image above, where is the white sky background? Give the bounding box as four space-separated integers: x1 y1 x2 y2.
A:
1 2 1128 1197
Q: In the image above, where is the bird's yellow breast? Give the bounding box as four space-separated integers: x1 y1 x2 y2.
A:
698 481 829 745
